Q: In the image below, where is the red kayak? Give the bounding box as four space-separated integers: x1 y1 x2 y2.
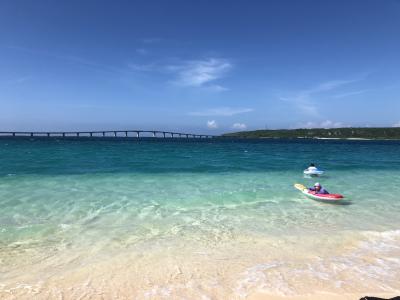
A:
294 184 345 202
307 191 344 199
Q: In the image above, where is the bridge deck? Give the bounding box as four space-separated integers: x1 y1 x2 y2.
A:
0 130 218 139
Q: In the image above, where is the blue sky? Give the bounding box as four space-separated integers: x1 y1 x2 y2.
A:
1 0 400 133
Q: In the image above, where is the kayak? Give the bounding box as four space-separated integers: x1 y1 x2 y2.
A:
303 169 324 176
294 184 344 202
294 183 344 202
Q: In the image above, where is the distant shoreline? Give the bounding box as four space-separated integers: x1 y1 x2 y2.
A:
256 136 399 141
223 127 400 140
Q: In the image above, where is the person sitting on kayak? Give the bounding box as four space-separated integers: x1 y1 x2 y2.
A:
309 182 329 194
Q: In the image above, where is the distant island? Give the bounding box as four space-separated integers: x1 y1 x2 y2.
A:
222 127 400 140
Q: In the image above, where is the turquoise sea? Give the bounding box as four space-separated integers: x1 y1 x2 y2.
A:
1 138 400 299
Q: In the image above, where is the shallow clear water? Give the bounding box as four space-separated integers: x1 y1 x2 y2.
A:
1 138 400 298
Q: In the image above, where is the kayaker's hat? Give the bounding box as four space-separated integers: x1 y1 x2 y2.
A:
314 182 321 187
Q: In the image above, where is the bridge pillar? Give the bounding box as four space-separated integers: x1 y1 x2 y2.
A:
47 133 50 137
62 133 65 137
31 133 34 137
77 132 80 137
90 132 93 137
153 131 156 137
125 131 128 137
136 132 140 138
114 131 117 137
163 132 166 138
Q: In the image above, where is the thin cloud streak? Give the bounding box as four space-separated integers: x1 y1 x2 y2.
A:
294 120 346 129
171 58 232 88
280 95 319 117
332 90 369 98
136 48 148 55
130 57 232 90
189 107 253 117
232 123 247 130
280 77 366 116
205 84 229 92
7 46 125 75
129 62 158 72
1 76 31 86
141 38 163 44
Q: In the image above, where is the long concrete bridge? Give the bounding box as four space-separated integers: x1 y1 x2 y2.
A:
0 130 218 139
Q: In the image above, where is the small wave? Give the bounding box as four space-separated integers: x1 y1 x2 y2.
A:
235 262 287 297
59 223 71 231
362 229 400 241
0 282 42 296
235 230 400 297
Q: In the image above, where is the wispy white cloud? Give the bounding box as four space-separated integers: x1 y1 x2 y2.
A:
332 90 369 98
308 79 358 93
280 78 366 116
128 62 157 71
141 38 163 44
2 76 31 85
295 120 346 129
207 120 218 129
170 58 232 88
189 107 253 117
136 48 148 55
129 57 232 90
319 120 344 128
280 95 319 116
392 121 400 127
8 46 123 75
205 84 229 92
232 123 247 130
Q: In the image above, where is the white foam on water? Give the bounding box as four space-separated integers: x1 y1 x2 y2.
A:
0 281 43 296
140 281 214 300
235 230 400 297
59 223 71 231
235 262 290 297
